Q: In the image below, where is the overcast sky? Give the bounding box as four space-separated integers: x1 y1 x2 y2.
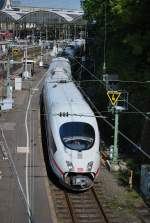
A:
20 0 81 10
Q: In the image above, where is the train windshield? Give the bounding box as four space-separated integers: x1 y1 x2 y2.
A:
60 122 95 151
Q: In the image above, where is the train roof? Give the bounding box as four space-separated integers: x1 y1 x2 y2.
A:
51 57 70 62
47 57 72 81
44 81 97 127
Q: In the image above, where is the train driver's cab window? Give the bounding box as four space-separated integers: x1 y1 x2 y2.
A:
60 122 95 151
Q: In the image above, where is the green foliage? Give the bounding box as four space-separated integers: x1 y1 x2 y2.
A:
83 0 150 149
83 0 150 67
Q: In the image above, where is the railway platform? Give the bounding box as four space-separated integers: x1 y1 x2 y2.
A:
0 54 55 223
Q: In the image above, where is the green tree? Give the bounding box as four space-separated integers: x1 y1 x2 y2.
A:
82 0 150 155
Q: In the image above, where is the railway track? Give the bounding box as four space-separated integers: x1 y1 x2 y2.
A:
49 181 112 223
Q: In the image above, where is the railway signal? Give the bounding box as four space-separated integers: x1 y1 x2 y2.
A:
12 48 20 57
107 91 121 106
107 90 128 171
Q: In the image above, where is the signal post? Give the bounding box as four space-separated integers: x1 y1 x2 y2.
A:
107 90 128 171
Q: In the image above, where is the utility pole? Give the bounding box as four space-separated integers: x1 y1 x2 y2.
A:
55 26 57 40
6 49 10 97
112 107 119 165
107 90 127 171
6 46 12 99
32 28 35 45
109 106 122 171
74 24 77 40
39 41 43 67
46 26 48 42
111 105 125 170
40 30 42 42
45 26 48 62
22 42 30 79
0 45 14 111
25 44 28 74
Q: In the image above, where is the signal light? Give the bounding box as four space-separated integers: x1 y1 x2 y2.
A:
59 112 69 117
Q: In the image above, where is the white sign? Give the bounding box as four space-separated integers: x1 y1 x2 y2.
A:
17 147 29 154
2 45 6 52
15 78 22 90
0 98 14 111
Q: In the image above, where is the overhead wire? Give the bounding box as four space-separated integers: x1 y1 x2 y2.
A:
64 0 150 159
74 81 150 160
71 56 150 122
71 0 150 122
106 79 150 84
71 56 150 158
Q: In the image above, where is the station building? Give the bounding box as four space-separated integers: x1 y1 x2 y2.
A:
0 0 87 40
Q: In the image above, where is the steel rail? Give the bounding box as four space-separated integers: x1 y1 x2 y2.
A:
91 187 109 223
64 192 78 223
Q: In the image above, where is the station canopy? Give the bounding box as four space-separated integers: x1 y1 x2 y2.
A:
72 15 87 25
0 7 86 25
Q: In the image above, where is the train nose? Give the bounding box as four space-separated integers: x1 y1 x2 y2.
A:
71 175 92 188
64 172 94 190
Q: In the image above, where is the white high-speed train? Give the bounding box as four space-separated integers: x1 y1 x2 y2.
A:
42 57 100 190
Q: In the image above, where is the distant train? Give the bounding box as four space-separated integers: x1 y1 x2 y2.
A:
62 39 85 60
42 57 100 190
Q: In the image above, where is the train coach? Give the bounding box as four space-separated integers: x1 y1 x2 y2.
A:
62 39 85 60
42 57 100 190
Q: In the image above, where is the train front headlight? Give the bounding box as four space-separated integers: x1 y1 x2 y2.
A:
87 161 93 171
66 161 74 171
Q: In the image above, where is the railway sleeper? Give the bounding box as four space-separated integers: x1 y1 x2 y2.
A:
70 198 95 203
78 217 106 223
70 199 96 202
78 221 102 223
56 209 71 214
73 207 99 211
77 214 103 218
71 203 98 207
55 200 68 205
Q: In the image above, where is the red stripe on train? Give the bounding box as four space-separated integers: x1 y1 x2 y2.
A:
52 159 64 175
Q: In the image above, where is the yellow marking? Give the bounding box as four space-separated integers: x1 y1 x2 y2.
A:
107 91 121 106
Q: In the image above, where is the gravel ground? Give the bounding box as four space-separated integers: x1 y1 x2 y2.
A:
97 165 150 223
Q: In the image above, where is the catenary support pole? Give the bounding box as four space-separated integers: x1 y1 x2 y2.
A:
113 108 119 164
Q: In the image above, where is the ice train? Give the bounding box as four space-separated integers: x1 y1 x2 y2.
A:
42 57 100 190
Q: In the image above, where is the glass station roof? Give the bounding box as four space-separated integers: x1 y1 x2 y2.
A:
0 7 86 25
